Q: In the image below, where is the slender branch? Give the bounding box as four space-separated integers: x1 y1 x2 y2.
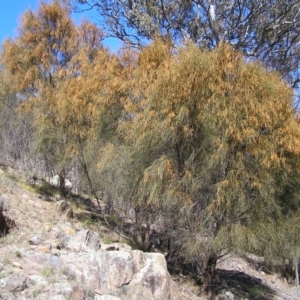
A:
78 142 133 241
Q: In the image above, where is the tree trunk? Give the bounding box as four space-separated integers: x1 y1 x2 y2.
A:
202 254 217 292
59 170 66 197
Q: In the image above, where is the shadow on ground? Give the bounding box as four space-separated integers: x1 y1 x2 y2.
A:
210 269 275 300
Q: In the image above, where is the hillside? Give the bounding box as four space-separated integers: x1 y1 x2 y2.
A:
0 165 298 300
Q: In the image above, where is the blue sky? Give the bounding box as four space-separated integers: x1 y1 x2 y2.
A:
1 0 40 43
1 0 120 51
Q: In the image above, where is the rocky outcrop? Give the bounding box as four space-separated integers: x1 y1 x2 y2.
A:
60 248 170 299
0 226 171 300
61 229 170 299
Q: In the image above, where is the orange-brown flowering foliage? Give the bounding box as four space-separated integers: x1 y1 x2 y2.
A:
1 1 122 172
98 40 300 288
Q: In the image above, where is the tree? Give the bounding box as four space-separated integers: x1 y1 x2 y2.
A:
1 0 78 183
97 40 300 290
97 40 174 248
70 0 300 95
1 0 120 196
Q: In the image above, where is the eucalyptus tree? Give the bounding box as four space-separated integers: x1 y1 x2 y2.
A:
70 0 300 95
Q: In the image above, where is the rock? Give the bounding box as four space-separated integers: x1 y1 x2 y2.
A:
36 243 52 253
63 230 101 252
51 224 76 238
123 252 170 300
44 295 67 300
23 252 62 270
27 275 49 286
94 295 122 300
4 187 12 194
12 261 22 268
1 274 27 293
225 291 235 300
62 225 77 236
47 175 73 190
60 249 170 300
28 199 43 208
29 233 44 245
259 271 265 276
38 282 73 299
218 290 235 300
69 286 85 300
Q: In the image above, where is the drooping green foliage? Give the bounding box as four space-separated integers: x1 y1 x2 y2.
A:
97 40 300 287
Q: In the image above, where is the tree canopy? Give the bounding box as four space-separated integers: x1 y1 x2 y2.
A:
96 40 300 288
70 0 300 96
1 0 123 194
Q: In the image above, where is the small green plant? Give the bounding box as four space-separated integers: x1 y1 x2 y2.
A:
247 286 264 298
82 218 93 227
8 173 18 182
101 236 114 244
0 270 14 279
82 213 102 227
19 181 37 193
15 251 22 258
34 181 59 198
32 288 43 298
85 289 94 299
106 215 122 227
61 266 69 276
40 266 54 277
3 254 10 265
